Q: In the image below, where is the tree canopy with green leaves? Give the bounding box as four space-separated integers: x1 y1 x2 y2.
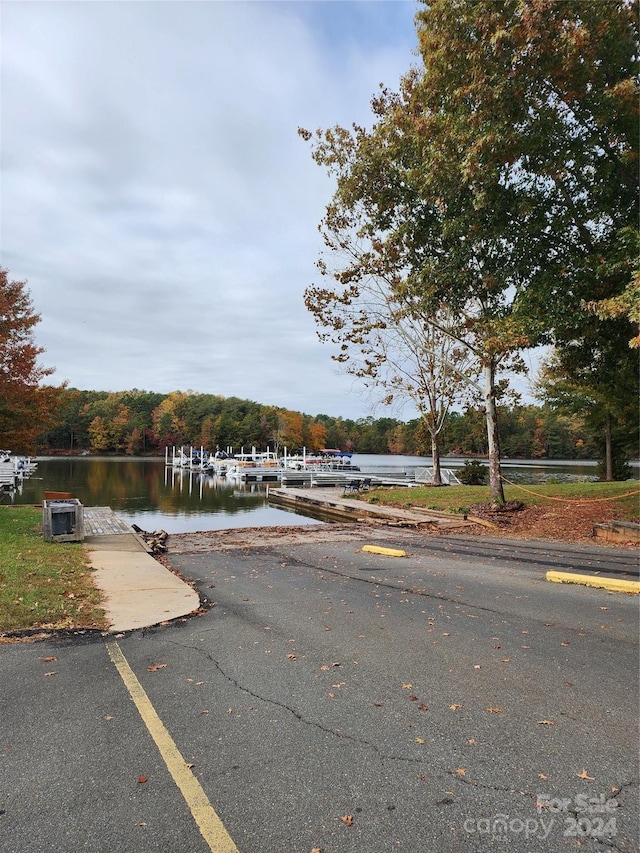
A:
300 0 638 500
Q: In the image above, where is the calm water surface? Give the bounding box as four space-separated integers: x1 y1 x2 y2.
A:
8 455 638 533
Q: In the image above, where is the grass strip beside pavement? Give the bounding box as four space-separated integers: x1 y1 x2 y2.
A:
363 480 640 520
0 505 107 633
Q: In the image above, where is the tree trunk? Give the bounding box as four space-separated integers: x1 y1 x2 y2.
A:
431 429 443 486
604 412 613 482
482 360 505 505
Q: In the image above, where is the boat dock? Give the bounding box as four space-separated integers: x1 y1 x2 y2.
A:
268 486 474 530
0 453 38 497
84 507 138 537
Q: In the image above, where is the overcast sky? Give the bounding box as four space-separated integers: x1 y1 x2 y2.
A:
2 0 540 421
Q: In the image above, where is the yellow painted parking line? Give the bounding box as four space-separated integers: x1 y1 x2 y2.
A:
546 571 640 594
106 640 239 853
362 544 406 558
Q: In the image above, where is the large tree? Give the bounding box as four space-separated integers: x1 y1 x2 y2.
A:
0 268 59 452
304 257 477 483
536 324 639 480
301 0 638 502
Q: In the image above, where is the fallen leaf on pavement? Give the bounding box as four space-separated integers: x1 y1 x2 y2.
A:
402 683 412 689
485 707 503 713
44 671 56 677
456 767 466 776
39 656 57 662
449 704 462 711
137 775 148 784
538 720 555 725
147 663 167 672
577 768 595 781
415 737 426 744
341 815 353 826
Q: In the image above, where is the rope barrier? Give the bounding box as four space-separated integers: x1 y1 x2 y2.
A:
500 475 640 504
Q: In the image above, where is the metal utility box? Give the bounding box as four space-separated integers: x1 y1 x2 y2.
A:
42 498 84 542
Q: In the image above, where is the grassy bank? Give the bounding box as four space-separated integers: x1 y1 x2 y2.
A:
365 480 640 520
0 505 107 633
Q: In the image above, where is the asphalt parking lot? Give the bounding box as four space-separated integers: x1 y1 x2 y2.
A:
2 529 639 852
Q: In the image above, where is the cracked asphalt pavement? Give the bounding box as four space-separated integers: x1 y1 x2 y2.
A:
2 527 638 852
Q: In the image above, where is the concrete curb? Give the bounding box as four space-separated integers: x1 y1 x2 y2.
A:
546 570 640 594
362 544 406 557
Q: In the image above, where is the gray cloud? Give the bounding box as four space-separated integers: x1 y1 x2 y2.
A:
1 2 427 418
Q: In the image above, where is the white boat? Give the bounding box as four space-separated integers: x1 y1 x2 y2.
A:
283 449 359 472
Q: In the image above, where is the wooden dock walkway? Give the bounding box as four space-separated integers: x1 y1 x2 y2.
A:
268 487 473 530
84 507 135 536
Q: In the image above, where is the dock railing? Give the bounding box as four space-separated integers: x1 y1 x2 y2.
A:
415 467 462 486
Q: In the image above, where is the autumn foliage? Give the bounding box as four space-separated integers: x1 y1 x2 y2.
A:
0 268 60 452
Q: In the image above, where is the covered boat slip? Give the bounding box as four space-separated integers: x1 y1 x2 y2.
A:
164 445 364 483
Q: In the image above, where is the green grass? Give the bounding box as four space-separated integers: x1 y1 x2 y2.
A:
364 480 640 520
0 505 107 633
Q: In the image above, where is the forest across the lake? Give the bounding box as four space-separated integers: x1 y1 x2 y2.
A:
37 387 637 476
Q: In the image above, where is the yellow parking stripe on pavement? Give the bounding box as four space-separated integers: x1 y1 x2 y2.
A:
106 640 239 853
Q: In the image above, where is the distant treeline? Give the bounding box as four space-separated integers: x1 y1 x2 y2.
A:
35 388 614 461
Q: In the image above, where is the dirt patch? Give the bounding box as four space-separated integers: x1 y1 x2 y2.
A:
468 499 639 545
166 522 403 553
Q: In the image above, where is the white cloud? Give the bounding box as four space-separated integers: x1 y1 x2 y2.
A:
1 1 426 418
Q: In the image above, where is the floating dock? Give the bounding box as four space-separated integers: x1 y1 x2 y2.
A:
267 486 473 530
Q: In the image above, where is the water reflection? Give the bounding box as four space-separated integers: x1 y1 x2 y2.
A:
9 457 321 532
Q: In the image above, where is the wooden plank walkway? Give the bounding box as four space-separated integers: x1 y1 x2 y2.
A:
269 487 474 530
84 507 134 536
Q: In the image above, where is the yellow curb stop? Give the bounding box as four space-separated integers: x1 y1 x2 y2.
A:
362 544 406 558
546 571 640 594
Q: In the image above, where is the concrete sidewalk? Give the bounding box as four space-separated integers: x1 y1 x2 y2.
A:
84 529 200 633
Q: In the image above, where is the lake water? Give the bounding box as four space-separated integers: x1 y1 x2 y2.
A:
6 455 638 533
